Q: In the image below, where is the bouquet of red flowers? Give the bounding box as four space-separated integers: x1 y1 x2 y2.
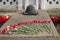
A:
0 16 11 24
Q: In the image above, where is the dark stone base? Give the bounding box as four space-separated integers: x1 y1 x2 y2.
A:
22 12 38 15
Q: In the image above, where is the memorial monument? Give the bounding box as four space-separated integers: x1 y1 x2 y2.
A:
0 5 59 40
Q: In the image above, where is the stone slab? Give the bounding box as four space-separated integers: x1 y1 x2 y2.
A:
0 10 59 40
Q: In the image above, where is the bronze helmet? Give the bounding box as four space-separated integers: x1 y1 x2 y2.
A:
23 5 38 15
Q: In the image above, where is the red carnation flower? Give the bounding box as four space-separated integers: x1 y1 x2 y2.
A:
53 17 59 22
18 22 26 25
42 20 50 23
24 21 31 24
40 20 44 23
0 19 2 24
32 20 37 23
2 16 7 22
9 25 13 29
2 28 7 34
0 16 3 19
13 24 17 28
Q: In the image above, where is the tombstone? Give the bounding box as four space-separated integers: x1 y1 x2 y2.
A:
0 10 59 40
23 5 38 15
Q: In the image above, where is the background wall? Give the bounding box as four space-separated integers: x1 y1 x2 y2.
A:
0 0 17 11
41 0 46 10
44 0 60 10
38 0 41 9
25 0 39 10
0 0 60 11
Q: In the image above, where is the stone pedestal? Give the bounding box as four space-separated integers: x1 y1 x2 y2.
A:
0 10 59 40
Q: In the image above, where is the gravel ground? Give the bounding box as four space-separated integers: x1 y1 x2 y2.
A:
47 9 60 16
0 11 17 16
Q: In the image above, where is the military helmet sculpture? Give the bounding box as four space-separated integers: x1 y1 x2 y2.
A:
23 5 38 15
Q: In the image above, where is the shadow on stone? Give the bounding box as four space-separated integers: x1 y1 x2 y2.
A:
0 23 5 28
